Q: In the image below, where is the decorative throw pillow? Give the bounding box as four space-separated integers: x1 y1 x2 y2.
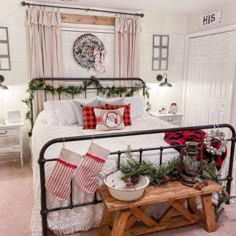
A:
94 108 125 131
124 96 147 120
105 104 131 126
72 98 100 126
81 105 106 129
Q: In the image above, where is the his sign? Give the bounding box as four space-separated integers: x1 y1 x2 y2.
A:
200 10 222 27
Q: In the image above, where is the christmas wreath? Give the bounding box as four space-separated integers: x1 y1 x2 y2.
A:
73 33 106 74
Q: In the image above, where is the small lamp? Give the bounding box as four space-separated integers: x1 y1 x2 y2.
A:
0 75 8 90
156 73 172 87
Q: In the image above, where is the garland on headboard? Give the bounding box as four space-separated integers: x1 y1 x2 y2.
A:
22 76 150 128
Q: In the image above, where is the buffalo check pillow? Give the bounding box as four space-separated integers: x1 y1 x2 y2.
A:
94 108 125 131
81 105 106 129
105 104 131 126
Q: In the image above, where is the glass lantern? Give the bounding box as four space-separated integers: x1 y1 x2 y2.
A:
180 141 203 186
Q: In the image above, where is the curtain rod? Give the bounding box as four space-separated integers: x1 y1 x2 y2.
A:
21 1 144 17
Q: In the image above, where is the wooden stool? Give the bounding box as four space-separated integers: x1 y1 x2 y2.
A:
97 181 223 236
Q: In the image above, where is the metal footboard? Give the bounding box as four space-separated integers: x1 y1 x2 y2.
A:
38 124 236 236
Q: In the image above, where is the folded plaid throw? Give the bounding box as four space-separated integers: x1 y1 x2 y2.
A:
164 129 227 170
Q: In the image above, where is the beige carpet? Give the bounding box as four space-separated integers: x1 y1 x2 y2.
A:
0 158 236 236
0 158 33 236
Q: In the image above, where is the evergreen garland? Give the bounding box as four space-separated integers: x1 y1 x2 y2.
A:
22 76 150 128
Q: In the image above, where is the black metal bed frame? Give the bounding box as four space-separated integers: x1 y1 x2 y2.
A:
29 77 146 129
31 78 236 236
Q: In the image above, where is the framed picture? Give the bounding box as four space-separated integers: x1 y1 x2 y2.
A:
0 27 11 71
7 111 21 123
152 35 169 71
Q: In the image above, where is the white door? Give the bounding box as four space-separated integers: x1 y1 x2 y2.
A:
184 31 236 126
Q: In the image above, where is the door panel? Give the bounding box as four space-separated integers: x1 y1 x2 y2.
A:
184 31 236 126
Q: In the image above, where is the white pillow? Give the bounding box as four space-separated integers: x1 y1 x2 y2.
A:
36 110 47 123
124 96 146 120
72 97 100 126
98 97 124 106
43 100 77 125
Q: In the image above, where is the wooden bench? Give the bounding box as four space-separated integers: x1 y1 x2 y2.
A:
97 180 223 236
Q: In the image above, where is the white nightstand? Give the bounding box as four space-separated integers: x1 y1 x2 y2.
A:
149 112 183 126
0 121 24 167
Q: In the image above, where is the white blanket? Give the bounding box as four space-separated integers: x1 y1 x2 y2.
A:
31 115 178 235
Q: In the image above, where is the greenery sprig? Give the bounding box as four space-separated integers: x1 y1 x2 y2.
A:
121 146 235 221
22 76 150 129
120 145 180 187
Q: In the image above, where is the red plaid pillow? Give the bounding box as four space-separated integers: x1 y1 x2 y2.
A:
105 104 131 126
81 105 106 129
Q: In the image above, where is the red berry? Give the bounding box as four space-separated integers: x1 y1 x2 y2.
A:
162 175 170 183
194 183 201 190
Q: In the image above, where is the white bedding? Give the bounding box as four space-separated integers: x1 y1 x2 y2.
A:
31 115 179 236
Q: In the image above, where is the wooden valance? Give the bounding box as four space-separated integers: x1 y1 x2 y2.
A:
61 13 115 26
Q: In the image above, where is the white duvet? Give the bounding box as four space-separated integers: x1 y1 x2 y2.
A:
31 114 179 236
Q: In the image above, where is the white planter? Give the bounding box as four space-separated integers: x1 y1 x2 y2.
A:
104 170 150 201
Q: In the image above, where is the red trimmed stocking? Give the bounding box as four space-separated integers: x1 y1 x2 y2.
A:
46 148 82 201
75 143 110 194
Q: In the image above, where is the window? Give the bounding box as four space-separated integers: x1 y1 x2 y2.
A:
152 35 169 71
0 27 11 70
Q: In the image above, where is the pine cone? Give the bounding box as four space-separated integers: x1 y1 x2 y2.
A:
131 176 140 185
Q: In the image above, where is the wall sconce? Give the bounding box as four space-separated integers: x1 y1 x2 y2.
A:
0 75 8 90
156 73 172 87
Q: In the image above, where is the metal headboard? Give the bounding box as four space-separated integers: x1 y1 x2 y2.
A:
29 77 147 129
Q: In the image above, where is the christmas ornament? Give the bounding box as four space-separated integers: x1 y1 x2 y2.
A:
169 102 178 114
203 129 227 155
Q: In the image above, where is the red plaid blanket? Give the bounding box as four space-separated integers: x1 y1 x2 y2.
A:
164 130 227 170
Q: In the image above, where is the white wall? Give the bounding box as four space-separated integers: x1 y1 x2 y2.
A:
187 1 236 34
0 0 30 158
140 11 187 112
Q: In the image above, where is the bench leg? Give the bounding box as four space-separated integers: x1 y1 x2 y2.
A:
201 194 216 232
111 211 130 236
97 207 113 236
187 197 198 213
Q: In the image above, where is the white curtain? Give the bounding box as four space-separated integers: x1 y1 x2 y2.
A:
25 6 64 120
26 6 64 79
114 16 141 80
